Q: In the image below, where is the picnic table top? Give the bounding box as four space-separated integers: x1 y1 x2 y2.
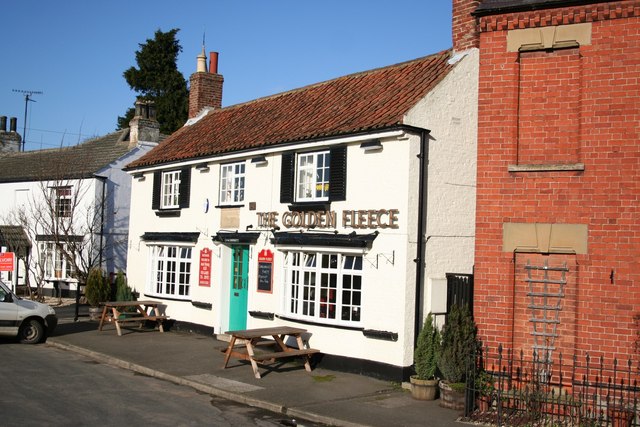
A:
224 326 307 339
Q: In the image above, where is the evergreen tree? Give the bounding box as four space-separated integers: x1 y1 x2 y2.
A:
438 304 478 385
115 270 135 302
117 28 188 134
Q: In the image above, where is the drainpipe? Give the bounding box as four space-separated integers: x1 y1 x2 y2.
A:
414 129 430 347
95 175 107 269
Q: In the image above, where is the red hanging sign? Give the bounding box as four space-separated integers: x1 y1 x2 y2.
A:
199 248 212 287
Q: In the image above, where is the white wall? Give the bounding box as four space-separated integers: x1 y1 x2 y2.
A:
96 142 157 275
405 49 479 318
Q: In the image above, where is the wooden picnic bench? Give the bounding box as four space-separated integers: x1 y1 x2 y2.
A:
222 326 320 379
98 301 168 336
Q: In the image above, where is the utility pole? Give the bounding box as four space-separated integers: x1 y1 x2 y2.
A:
12 89 43 151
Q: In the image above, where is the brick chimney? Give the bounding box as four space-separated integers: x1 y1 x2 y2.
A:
452 0 480 53
188 49 224 118
0 116 22 154
128 100 160 148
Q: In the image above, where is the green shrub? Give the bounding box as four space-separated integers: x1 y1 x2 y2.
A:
115 270 135 302
84 268 110 307
414 312 441 380
437 304 479 384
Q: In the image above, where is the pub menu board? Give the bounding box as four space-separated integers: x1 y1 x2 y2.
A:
257 249 273 293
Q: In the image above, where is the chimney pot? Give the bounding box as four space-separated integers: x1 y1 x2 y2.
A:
9 117 17 133
134 100 144 117
0 116 6 132
209 52 219 74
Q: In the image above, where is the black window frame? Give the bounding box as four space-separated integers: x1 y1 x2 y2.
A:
280 145 347 205
152 167 191 211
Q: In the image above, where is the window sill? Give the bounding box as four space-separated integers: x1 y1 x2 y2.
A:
215 204 245 209
508 163 585 173
276 314 363 331
155 209 181 217
142 293 191 302
362 329 398 341
288 202 330 212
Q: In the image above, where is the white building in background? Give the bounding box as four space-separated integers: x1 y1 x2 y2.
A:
0 102 161 295
125 34 478 380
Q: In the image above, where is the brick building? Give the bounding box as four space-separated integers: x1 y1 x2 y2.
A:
473 0 640 361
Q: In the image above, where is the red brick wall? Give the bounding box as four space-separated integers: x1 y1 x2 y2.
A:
518 49 581 164
453 0 480 52
188 72 223 118
475 1 640 362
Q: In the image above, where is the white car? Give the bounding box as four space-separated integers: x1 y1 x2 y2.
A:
0 280 58 344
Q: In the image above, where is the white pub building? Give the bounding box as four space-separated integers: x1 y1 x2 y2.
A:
125 40 478 379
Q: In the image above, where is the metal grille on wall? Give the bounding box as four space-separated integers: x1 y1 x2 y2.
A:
446 272 474 314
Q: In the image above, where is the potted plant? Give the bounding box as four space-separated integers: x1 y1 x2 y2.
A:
437 303 479 410
410 312 441 400
84 267 110 320
474 370 495 412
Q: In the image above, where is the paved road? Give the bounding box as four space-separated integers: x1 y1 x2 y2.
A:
0 341 324 426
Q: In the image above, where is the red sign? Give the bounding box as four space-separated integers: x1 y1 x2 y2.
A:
198 248 212 287
0 252 14 271
258 249 274 264
257 249 274 293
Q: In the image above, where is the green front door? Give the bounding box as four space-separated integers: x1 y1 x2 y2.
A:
229 245 249 331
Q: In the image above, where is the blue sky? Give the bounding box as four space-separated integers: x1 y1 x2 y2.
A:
0 1 452 150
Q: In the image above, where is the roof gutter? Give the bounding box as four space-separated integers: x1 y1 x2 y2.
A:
125 125 422 174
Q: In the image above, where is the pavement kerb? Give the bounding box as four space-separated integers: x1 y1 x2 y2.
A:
47 338 366 427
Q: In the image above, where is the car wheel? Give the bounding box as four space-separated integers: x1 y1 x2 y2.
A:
18 319 45 344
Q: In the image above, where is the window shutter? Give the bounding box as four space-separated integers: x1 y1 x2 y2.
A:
152 171 161 210
280 153 295 203
329 146 347 202
179 167 191 208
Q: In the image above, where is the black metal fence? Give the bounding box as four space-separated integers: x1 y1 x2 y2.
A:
464 345 639 426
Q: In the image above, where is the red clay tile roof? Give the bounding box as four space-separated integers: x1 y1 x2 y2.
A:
126 49 453 170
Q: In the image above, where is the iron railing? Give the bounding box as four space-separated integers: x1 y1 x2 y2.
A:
464 345 639 426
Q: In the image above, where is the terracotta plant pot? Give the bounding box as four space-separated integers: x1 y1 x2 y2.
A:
608 405 635 427
410 376 438 401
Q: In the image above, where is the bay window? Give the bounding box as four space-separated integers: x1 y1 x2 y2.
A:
149 245 192 299
285 251 363 326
